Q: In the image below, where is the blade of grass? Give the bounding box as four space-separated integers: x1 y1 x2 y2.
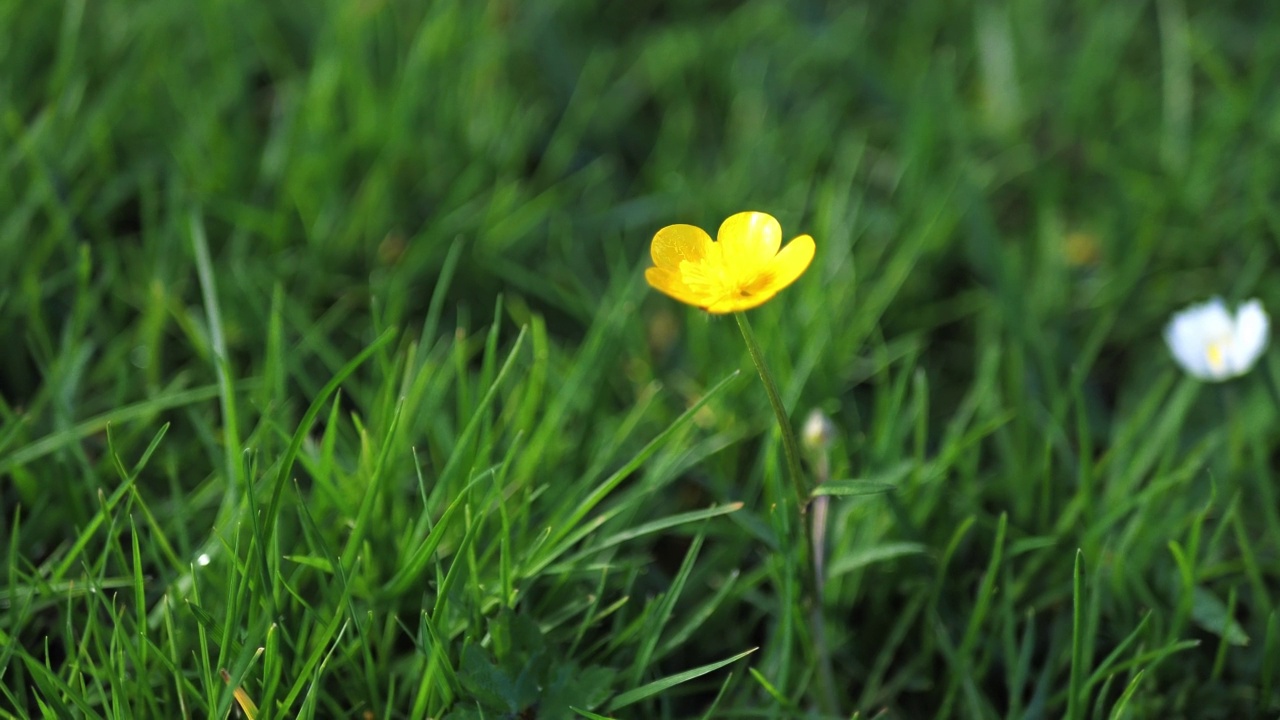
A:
526 370 740 577
628 529 706 685
608 647 757 711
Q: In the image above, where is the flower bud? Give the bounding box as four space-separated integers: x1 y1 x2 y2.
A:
801 409 836 453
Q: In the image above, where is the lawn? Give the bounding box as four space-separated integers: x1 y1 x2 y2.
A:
3 0 1280 718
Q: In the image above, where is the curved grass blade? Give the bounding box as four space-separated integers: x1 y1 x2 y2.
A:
607 647 757 712
259 327 397 553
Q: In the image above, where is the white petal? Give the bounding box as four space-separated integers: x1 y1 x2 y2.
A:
1193 298 1234 338
1228 299 1269 375
1165 304 1213 379
1165 318 1212 379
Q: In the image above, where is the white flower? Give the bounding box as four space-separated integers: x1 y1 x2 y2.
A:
1164 298 1269 381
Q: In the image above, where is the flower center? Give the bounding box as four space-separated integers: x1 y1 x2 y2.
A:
680 259 770 302
1205 335 1231 372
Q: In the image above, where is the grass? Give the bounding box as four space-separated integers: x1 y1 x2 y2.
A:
3 0 1280 717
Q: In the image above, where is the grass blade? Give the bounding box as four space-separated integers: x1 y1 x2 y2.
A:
608 647 757 711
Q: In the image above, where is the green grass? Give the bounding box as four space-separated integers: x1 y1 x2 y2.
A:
3 0 1280 717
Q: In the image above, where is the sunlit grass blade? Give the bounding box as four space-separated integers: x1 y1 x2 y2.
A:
220 668 259 720
748 667 794 710
608 647 758 711
1068 549 1085 720
811 479 897 497
1106 669 1146 720
259 327 398 571
190 210 244 494
526 369 740 577
380 472 489 597
549 503 742 571
628 529 705 685
828 542 926 579
0 384 224 475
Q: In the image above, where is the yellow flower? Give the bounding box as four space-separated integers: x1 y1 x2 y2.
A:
644 211 815 313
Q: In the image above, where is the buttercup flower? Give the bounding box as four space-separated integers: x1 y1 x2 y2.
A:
1164 297 1269 381
645 211 815 313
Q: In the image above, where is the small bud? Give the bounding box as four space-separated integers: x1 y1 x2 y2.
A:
802 409 836 453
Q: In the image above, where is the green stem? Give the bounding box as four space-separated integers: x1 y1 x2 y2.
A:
734 312 809 514
734 312 837 713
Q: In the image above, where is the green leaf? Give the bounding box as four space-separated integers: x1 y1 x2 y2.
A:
546 665 617 715
458 645 518 713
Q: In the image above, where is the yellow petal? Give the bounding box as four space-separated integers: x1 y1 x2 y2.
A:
650 224 712 271
705 290 779 314
645 267 710 307
763 234 815 294
717 212 781 267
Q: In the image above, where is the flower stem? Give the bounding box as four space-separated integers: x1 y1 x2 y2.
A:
735 312 837 713
809 448 839 715
734 312 809 514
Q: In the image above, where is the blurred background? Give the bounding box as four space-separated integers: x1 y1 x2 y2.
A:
5 0 1278 353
